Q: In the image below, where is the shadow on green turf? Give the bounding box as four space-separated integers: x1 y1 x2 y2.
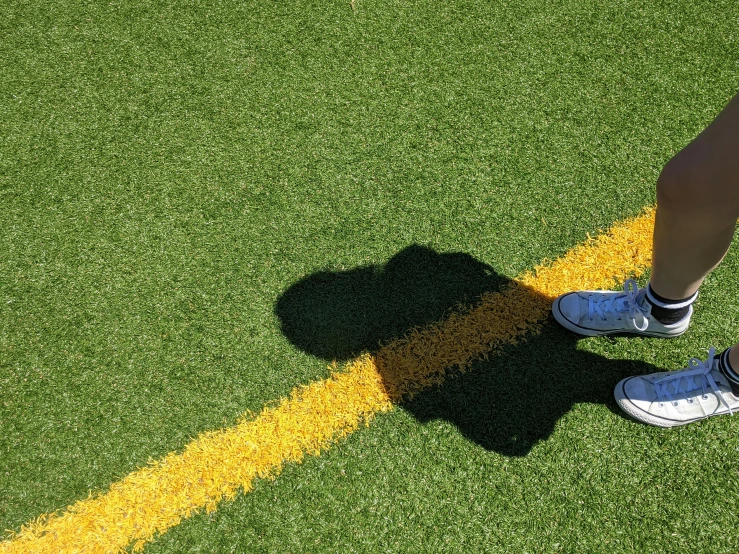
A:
275 245 658 457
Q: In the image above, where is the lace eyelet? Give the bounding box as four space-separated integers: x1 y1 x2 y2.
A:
687 399 694 404
658 403 664 407
702 395 708 400
672 401 678 406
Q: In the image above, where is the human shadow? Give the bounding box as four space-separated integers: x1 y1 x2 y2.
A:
275 245 658 457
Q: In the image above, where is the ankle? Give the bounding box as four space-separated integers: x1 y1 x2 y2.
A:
644 283 696 324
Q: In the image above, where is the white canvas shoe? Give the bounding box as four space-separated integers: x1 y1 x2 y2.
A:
552 279 690 338
615 348 739 428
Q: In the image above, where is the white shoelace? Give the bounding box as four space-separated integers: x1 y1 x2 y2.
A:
587 279 649 331
653 348 733 415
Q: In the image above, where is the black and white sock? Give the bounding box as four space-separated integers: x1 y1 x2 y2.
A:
644 284 697 325
718 348 739 396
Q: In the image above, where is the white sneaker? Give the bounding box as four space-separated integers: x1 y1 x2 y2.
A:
615 348 739 427
552 279 691 337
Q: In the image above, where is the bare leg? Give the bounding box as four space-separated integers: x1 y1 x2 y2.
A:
649 91 739 360
551 94 739 345
610 94 739 427
650 92 739 300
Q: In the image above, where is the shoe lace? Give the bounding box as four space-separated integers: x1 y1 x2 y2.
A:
653 348 733 415
587 279 649 331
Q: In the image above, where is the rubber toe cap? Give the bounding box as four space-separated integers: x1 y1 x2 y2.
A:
557 293 582 324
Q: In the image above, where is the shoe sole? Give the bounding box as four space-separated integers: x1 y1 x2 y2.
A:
551 296 690 338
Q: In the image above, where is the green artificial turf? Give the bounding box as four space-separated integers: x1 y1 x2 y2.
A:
1 0 739 551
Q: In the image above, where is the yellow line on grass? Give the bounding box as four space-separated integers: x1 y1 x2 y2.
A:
1 208 656 554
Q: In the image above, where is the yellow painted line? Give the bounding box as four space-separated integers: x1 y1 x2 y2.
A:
1 208 655 554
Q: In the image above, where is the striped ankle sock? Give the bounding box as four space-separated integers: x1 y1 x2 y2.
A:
644 284 697 325
718 348 739 396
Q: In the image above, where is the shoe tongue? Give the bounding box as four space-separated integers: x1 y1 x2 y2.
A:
635 289 651 311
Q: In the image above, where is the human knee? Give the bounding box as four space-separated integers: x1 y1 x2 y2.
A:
656 148 738 219
656 150 705 211
657 133 739 219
